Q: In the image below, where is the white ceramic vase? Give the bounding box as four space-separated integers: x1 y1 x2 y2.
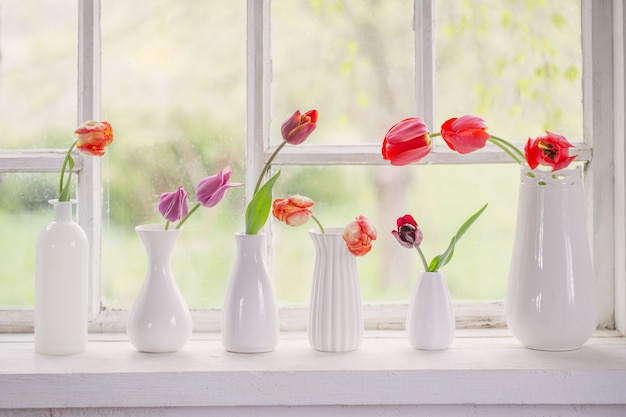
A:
308 227 363 352
35 199 89 355
406 271 455 350
127 224 192 353
506 166 598 351
221 232 279 353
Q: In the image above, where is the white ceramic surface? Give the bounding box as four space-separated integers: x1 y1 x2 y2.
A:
35 199 89 355
506 167 598 351
406 271 455 350
127 224 192 353
308 227 363 352
221 232 279 353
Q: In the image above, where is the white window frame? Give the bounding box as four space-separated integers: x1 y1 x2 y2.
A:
0 0 623 335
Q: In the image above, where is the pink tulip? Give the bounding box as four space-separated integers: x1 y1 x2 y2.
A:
392 214 423 249
159 186 189 223
196 166 243 208
280 109 318 145
343 215 377 256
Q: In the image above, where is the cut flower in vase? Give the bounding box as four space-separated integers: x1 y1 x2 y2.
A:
245 109 318 235
158 165 243 230
382 114 578 173
272 195 377 256
58 120 114 202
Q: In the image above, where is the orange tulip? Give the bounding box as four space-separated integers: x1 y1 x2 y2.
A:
272 195 315 227
74 120 114 156
343 215 377 256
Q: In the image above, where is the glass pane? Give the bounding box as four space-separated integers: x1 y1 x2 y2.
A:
435 0 582 143
0 173 72 307
0 0 78 149
101 1 247 309
271 163 527 303
270 0 415 145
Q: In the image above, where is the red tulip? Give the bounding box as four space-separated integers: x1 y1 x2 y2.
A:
440 115 490 154
281 109 318 145
392 214 423 249
382 117 431 166
272 195 315 227
524 131 576 171
343 215 377 256
74 121 114 156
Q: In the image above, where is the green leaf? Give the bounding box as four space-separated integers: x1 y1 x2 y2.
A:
429 203 488 272
245 171 281 235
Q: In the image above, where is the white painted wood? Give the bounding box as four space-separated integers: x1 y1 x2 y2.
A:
613 0 626 335
0 151 83 173
582 0 616 329
77 0 103 320
267 143 592 166
0 331 625 410
414 0 435 128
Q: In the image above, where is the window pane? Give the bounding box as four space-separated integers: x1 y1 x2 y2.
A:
0 173 70 307
435 0 582 142
0 0 77 149
271 163 527 303
270 0 415 145
101 1 246 309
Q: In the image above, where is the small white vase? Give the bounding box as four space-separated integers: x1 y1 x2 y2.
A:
308 227 363 352
35 199 89 355
221 232 279 353
127 224 192 353
406 271 455 350
506 166 598 351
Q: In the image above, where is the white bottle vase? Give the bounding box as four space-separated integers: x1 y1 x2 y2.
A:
127 224 192 353
308 227 363 352
406 271 455 350
222 232 279 353
506 166 598 351
35 199 89 355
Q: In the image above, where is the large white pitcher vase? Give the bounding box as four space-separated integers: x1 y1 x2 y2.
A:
308 227 363 352
222 232 279 353
35 199 89 355
406 271 455 350
127 224 192 353
505 166 598 351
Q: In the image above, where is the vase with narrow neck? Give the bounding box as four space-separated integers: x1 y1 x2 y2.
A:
406 271 455 350
505 166 598 351
221 232 279 353
127 224 192 353
308 227 363 352
35 199 89 355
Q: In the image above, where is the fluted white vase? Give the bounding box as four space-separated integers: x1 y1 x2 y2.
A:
35 199 89 355
506 166 598 351
406 271 455 350
308 227 363 352
127 224 192 353
222 232 279 353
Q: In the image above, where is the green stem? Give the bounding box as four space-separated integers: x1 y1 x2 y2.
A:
165 220 171 231
311 214 325 234
175 202 201 229
253 141 287 196
416 247 429 272
488 135 525 164
58 140 78 201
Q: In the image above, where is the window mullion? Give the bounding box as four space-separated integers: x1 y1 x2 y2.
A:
77 0 102 319
414 0 435 128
